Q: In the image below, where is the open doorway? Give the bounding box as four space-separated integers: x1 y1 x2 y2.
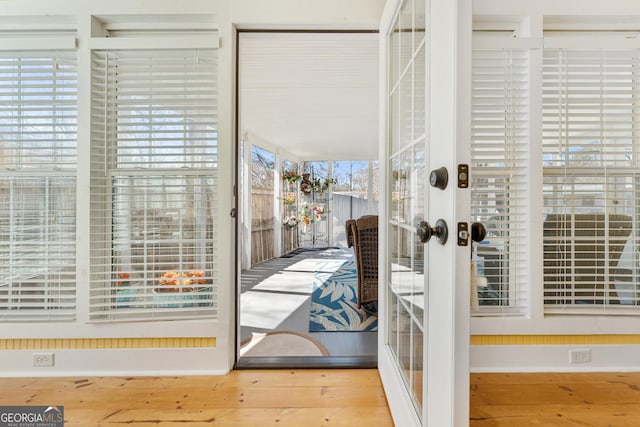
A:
236 31 379 367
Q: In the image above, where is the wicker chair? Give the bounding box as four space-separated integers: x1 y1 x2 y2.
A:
345 219 356 248
349 215 378 313
543 213 631 305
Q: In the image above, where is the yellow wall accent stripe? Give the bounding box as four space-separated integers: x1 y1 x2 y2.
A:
0 338 216 350
471 335 640 345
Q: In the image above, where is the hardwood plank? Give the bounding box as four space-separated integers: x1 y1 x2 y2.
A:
89 407 394 426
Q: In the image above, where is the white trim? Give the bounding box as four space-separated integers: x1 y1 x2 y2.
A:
472 313 640 335
472 344 640 373
0 347 228 377
274 151 282 256
454 0 473 426
427 0 473 424
544 32 640 49
473 0 640 16
88 36 219 50
527 15 545 325
378 345 421 427
472 35 542 50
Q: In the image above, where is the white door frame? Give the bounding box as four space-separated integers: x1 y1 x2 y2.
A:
377 0 472 425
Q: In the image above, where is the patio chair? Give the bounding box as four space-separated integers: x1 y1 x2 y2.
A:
543 213 632 305
345 219 356 248
350 215 379 314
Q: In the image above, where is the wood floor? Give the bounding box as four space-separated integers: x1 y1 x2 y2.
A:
2 370 640 425
471 372 640 426
0 369 392 426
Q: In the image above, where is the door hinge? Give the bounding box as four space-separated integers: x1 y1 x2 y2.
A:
229 208 237 218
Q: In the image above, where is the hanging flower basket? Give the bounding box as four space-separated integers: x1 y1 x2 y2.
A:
284 215 299 230
300 173 312 194
282 192 297 205
282 170 302 183
311 177 337 193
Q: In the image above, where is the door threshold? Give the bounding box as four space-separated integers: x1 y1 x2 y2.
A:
235 355 377 369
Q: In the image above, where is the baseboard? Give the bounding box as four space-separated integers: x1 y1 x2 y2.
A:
0 347 230 377
471 344 640 372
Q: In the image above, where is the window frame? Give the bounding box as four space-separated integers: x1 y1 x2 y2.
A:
88 42 220 322
0 45 79 322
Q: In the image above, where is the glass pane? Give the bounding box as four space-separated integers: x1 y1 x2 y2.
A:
399 0 414 73
388 290 399 356
331 161 373 247
281 158 299 255
399 66 413 151
398 297 412 391
110 175 215 310
0 176 76 319
414 0 426 47
390 88 401 154
299 161 330 249
414 45 426 140
390 15 401 90
411 143 426 325
252 146 275 191
411 323 424 412
371 161 380 205
0 52 78 171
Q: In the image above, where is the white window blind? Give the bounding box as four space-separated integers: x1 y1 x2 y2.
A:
471 47 530 315
90 48 218 321
543 47 640 313
0 50 77 321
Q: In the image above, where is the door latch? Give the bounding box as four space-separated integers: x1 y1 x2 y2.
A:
457 164 469 188
457 222 469 246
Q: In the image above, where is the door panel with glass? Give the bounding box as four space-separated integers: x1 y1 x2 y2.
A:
379 0 471 425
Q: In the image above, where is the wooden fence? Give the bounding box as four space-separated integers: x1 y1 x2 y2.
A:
251 190 274 266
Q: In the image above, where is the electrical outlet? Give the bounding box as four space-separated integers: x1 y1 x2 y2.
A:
33 352 55 367
569 349 591 364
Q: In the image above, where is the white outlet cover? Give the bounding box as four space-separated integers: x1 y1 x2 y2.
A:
569 349 591 364
33 352 55 367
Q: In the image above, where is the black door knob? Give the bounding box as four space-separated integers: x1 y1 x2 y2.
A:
471 222 486 242
417 219 448 245
430 167 448 190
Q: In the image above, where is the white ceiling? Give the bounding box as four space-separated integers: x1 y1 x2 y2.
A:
238 32 379 161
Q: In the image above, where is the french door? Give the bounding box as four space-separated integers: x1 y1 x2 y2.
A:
378 0 472 425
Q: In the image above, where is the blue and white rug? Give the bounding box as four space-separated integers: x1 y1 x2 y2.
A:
309 260 378 332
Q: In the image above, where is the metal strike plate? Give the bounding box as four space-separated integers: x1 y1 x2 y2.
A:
457 222 469 246
458 164 469 189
